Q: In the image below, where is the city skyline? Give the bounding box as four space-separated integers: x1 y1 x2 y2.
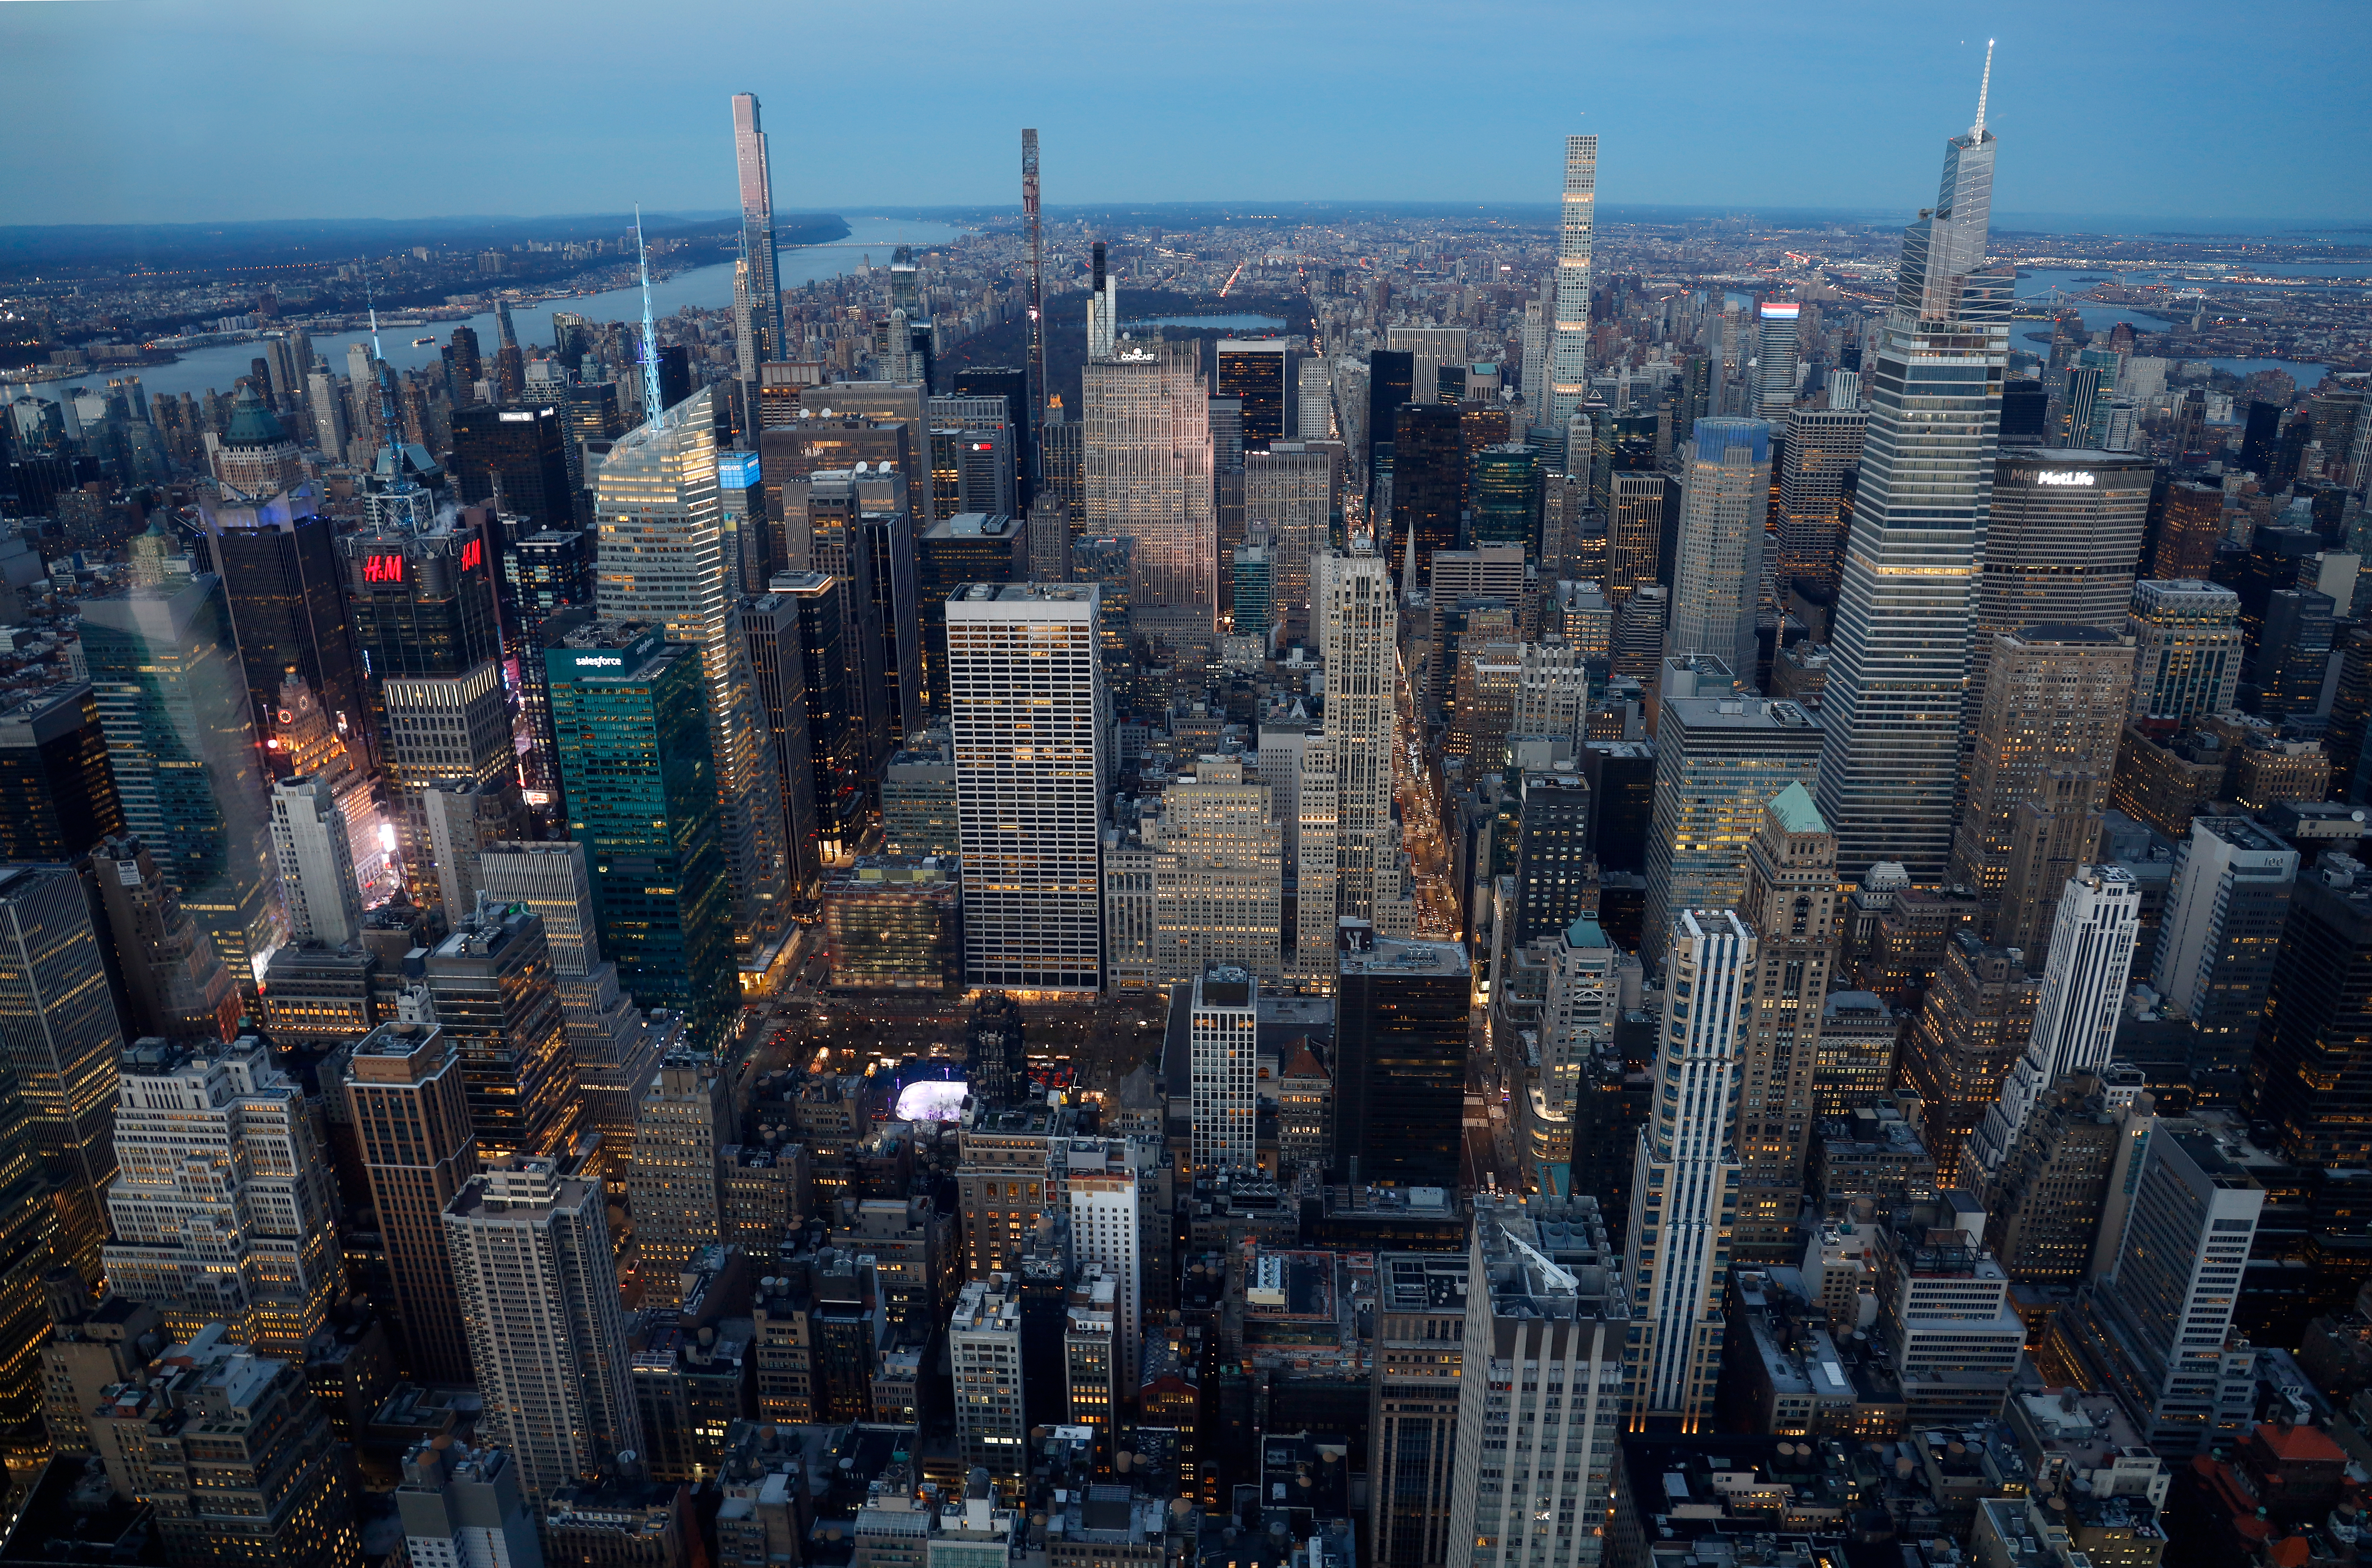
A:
4 1 2367 227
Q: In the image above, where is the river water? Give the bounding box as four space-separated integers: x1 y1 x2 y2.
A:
18 216 967 405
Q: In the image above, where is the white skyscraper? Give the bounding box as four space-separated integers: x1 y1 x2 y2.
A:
1623 908 1750 1430
596 384 793 968
270 773 362 946
1816 55 2013 881
949 1276 1027 1481
1084 340 1216 639
443 1158 642 1507
1315 545 1400 925
1548 135 1596 426
1296 357 1333 442
1444 1195 1628 1568
1665 419 1772 685
947 584 1107 992
1187 964 1259 1175
1062 1137 1152 1386
1964 865 2141 1183
1248 446 1333 640
1292 733 1341 989
103 1036 340 1357
1147 759 1283 984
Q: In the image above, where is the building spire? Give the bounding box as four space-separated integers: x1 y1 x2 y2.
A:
1973 39 1995 140
636 206 664 427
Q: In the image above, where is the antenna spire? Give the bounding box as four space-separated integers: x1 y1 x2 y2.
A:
1973 39 1995 139
636 206 665 427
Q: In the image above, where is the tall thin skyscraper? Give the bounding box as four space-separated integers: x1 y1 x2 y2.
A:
1548 135 1596 426
1963 865 2141 1184
1816 54 2013 882
1773 405 1867 596
730 94 785 379
1733 784 1836 1254
1186 964 1258 1176
1752 303 1801 425
1666 418 1771 683
596 385 793 972
1623 907 1750 1431
0 865 123 1284
1315 545 1400 924
444 1159 642 1507
345 1020 477 1385
270 774 363 946
947 584 1106 992
1083 340 1215 640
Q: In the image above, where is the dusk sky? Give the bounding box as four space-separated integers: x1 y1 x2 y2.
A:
6 0 2367 230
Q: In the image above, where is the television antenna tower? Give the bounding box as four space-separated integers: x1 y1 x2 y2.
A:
636 206 664 426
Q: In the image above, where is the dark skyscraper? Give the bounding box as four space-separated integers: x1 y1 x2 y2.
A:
504 530 597 811
915 514 1028 712
448 326 482 399
545 619 738 1055
0 681 122 863
451 404 574 533
201 491 374 769
740 590 822 898
1331 927 1467 1188
953 366 1032 511
1510 768 1592 947
1390 402 1462 584
964 992 1029 1108
1216 341 1288 451
1367 349 1413 478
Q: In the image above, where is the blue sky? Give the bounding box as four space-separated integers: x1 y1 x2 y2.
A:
5 0 2366 229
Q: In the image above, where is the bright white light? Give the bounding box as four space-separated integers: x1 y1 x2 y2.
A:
894 1079 969 1123
378 823 398 851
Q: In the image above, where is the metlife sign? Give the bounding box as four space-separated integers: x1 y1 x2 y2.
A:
2035 470 2096 487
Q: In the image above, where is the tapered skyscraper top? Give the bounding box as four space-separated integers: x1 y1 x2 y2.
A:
731 93 786 371
1894 45 2000 323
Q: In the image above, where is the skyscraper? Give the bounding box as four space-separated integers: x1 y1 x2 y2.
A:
731 93 785 378
338 505 510 913
2127 580 2242 727
2151 816 2295 1080
1442 1196 1627 1568
1186 964 1258 1176
1624 907 1750 1430
1772 404 1866 596
0 682 122 863
475 840 661 1156
1548 135 1597 425
1753 302 1801 424
947 584 1106 992
1389 402 1462 585
950 1276 1027 1481
503 527 597 811
103 1035 340 1357
2251 854 2372 1166
625 1053 728 1306
1816 61 2013 881
1732 785 1836 1253
1316 545 1400 927
1948 625 2133 946
1146 757 1283 985
1666 418 1771 682
2048 1123 2264 1455
1639 696 1823 967
91 833 242 1045
544 618 738 1054
597 385 793 974
200 491 372 770
1247 446 1335 641
426 902 577 1167
0 865 121 1285
1332 927 1467 1188
444 1158 643 1507
1216 340 1289 449
1083 340 1216 640
344 1020 478 1385
1964 865 2141 1184
80 536 280 984
1967 449 2154 729
271 773 363 946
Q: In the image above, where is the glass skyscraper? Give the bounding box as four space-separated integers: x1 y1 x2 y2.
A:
544 619 738 1055
1815 70 2013 882
731 93 785 377
596 386 794 976
1548 134 1597 425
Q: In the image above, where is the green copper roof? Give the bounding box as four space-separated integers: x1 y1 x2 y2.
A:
221 384 290 447
1565 914 1609 949
1767 780 1827 834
